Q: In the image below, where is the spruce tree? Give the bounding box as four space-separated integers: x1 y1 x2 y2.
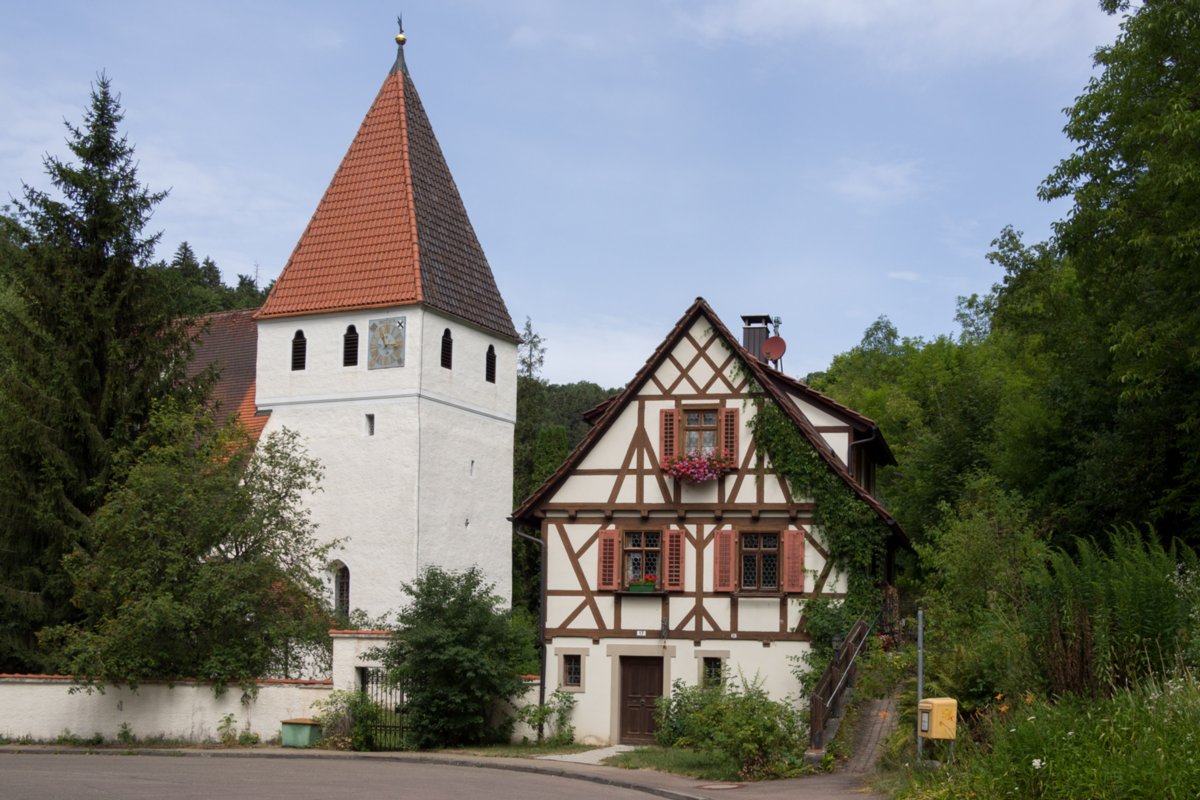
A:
0 75 199 671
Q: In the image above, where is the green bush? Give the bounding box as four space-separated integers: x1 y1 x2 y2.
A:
655 674 806 780
855 637 916 700
373 566 534 749
517 689 576 745
217 714 238 746
311 688 381 751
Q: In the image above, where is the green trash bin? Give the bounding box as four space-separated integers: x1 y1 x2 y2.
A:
280 718 322 748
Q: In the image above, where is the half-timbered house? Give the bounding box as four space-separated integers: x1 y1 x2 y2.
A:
513 298 901 745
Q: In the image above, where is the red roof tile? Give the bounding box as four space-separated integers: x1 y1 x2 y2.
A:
188 309 268 441
259 47 517 341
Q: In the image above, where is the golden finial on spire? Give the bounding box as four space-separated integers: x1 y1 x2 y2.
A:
395 14 407 46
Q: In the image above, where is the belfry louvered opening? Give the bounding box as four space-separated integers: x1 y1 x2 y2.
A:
441 328 453 369
291 330 307 371
343 325 359 366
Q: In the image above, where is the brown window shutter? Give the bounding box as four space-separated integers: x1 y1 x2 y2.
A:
714 528 737 592
660 408 678 462
664 528 686 591
783 528 806 593
597 528 621 590
720 407 739 459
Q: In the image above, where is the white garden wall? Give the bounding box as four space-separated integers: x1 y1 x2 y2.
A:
0 632 541 745
0 675 331 743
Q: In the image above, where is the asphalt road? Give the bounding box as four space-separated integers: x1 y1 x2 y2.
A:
0 754 657 800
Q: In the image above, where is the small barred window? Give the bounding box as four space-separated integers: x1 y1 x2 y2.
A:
563 654 582 687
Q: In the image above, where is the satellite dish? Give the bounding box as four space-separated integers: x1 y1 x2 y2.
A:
763 336 787 362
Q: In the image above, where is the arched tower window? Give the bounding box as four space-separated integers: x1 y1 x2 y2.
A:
334 563 350 618
485 345 496 383
343 325 359 367
291 330 307 371
441 328 453 369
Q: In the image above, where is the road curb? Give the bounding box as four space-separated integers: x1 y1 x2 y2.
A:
0 746 713 800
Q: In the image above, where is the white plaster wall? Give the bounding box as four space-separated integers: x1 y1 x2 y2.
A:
257 307 516 420
259 399 421 617
652 360 679 390
549 475 614 504
575 405 637 470
255 306 516 618
0 678 331 743
417 398 513 603
417 309 518 419
792 395 847 430
330 631 388 691
737 597 784 632
822 431 850 467
548 637 810 745
258 309 422 402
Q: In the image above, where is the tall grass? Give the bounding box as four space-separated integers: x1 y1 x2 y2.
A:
898 672 1200 800
1029 526 1198 696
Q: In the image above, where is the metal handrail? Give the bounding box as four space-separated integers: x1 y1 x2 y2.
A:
809 612 879 750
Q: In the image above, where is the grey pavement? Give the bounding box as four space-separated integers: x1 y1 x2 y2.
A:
537 743 634 764
0 735 889 800
845 696 898 775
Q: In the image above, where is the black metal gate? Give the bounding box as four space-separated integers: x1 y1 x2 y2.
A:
359 667 408 750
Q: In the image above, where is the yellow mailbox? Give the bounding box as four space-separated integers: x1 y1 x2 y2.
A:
918 697 957 740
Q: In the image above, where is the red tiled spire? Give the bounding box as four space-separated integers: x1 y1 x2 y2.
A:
258 33 517 341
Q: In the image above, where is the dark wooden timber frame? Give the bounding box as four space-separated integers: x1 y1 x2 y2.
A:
514 298 903 536
514 300 903 646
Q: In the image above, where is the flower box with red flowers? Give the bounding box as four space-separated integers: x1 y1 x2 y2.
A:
661 450 737 484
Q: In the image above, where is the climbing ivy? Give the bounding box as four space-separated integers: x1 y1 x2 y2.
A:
746 398 890 651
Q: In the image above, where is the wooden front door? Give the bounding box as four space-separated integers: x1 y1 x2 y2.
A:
619 656 663 744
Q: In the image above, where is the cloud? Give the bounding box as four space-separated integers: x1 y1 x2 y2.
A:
136 142 312 283
0 79 79 203
677 0 1120 67
829 158 923 205
508 24 608 53
535 313 665 388
887 270 924 283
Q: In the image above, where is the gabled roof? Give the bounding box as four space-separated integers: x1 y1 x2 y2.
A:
577 348 896 467
188 309 268 441
758 364 897 467
513 298 901 536
258 37 517 341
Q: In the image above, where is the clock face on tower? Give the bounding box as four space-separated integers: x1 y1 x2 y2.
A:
367 316 406 369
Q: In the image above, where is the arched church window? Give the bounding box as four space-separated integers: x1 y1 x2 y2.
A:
291 331 307 371
334 563 350 618
343 325 359 367
485 345 496 383
441 328 453 369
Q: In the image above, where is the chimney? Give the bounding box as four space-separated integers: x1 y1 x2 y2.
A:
741 314 772 362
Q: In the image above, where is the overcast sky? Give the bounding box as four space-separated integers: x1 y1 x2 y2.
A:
0 1 1122 386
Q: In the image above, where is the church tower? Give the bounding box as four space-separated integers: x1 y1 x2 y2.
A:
254 28 518 617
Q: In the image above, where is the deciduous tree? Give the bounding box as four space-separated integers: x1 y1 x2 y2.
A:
41 401 335 691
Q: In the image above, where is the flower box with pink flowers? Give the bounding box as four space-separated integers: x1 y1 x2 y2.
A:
661 450 737 484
